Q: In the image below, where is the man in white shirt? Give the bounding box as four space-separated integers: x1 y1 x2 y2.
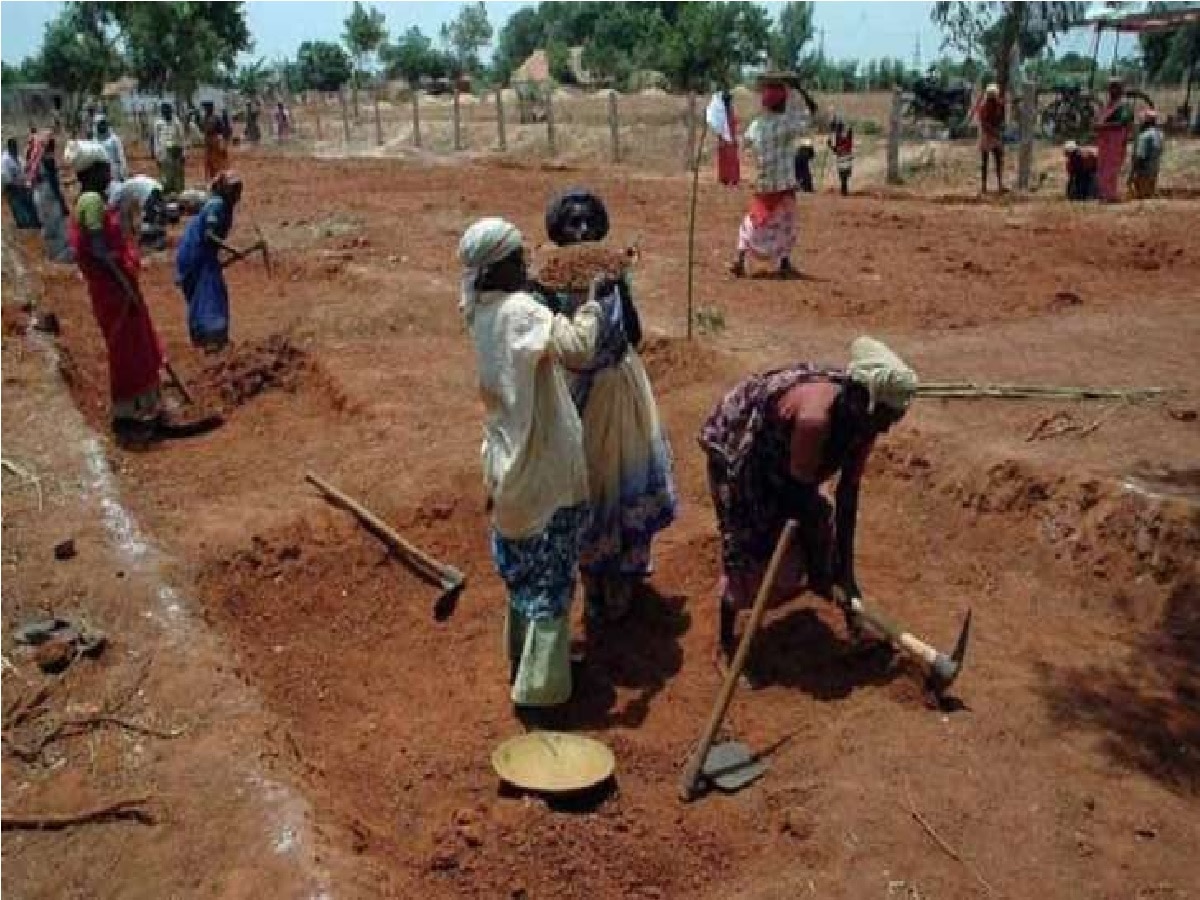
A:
95 116 128 182
152 103 186 195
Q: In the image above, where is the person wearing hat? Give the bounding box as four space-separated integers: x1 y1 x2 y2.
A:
972 83 1006 193
458 217 613 711
731 78 818 278
65 140 168 444
1128 108 1164 200
699 337 918 670
94 115 128 182
153 103 187 195
1096 76 1134 202
537 190 677 630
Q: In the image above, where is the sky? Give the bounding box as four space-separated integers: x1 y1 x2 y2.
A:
1 0 1116 69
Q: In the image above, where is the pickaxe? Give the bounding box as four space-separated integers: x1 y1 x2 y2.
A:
220 226 272 277
305 472 465 620
836 588 972 702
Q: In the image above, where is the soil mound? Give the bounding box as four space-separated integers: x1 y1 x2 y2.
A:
195 334 347 412
638 335 725 393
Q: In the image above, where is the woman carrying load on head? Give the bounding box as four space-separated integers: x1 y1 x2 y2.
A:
536 189 677 630
458 217 611 710
699 337 918 670
731 79 818 279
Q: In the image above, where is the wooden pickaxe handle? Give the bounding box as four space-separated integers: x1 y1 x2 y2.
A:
162 361 194 406
679 521 797 802
305 472 465 617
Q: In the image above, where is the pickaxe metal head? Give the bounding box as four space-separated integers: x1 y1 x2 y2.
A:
432 565 466 622
925 608 972 700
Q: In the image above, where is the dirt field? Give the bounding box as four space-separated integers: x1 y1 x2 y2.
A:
3 137 1199 900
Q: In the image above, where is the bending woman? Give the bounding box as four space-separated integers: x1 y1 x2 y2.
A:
175 171 250 351
65 142 167 445
459 217 608 710
539 188 677 628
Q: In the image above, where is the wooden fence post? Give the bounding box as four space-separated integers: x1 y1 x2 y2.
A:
452 88 463 151
887 86 904 185
340 88 351 145
373 88 383 146
684 90 698 171
1018 79 1037 191
608 91 620 163
314 94 323 140
546 85 556 156
412 89 422 148
496 87 507 151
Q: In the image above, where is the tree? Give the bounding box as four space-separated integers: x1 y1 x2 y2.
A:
381 26 433 85
931 2 1084 96
771 2 815 71
102 2 250 106
37 4 121 128
446 1 493 76
343 1 387 116
1139 2 1200 85
660 2 771 91
297 40 353 92
235 57 270 97
492 7 543 83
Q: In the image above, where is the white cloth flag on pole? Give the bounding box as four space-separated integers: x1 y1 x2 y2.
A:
705 93 732 143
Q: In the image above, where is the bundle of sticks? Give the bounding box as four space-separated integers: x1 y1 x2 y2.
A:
534 243 636 294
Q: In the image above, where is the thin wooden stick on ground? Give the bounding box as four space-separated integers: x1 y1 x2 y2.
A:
901 788 997 897
5 715 187 763
2 796 155 830
918 382 1166 402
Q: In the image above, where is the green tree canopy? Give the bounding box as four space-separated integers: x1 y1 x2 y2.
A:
103 1 251 104
771 2 815 71
446 2 493 75
297 40 353 92
36 4 121 124
1139 2 1200 84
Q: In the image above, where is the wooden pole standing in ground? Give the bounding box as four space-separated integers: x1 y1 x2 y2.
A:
339 88 351 145
887 86 904 184
313 94 323 140
685 124 708 341
496 88 507 151
1018 80 1037 191
608 91 620 163
684 90 698 171
412 90 422 148
373 89 383 146
452 88 463 151
546 85 556 156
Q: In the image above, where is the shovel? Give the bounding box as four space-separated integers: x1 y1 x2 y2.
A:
679 521 797 802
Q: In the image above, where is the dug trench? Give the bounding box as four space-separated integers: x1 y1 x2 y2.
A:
9 152 1199 898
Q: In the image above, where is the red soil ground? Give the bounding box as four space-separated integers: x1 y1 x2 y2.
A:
3 144 1198 899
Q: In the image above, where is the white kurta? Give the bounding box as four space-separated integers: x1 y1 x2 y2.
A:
468 289 601 539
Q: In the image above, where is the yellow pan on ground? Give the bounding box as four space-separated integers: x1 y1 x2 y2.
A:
491 731 615 793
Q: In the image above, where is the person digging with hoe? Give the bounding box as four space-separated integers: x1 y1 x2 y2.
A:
700 337 918 675
175 171 261 352
730 76 818 279
66 141 219 447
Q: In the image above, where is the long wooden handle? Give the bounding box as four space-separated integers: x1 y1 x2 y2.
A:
304 472 461 589
679 520 797 801
847 595 939 666
162 361 193 405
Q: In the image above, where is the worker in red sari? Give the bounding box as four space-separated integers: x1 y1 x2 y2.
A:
731 80 817 279
1095 77 1134 202
716 91 740 187
972 83 1005 193
64 141 217 447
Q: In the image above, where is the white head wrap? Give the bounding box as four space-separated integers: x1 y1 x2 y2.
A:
64 140 109 174
457 217 524 324
847 336 918 413
985 83 1000 97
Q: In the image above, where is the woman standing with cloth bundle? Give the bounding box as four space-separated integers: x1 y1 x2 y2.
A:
536 189 677 630
458 217 612 712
